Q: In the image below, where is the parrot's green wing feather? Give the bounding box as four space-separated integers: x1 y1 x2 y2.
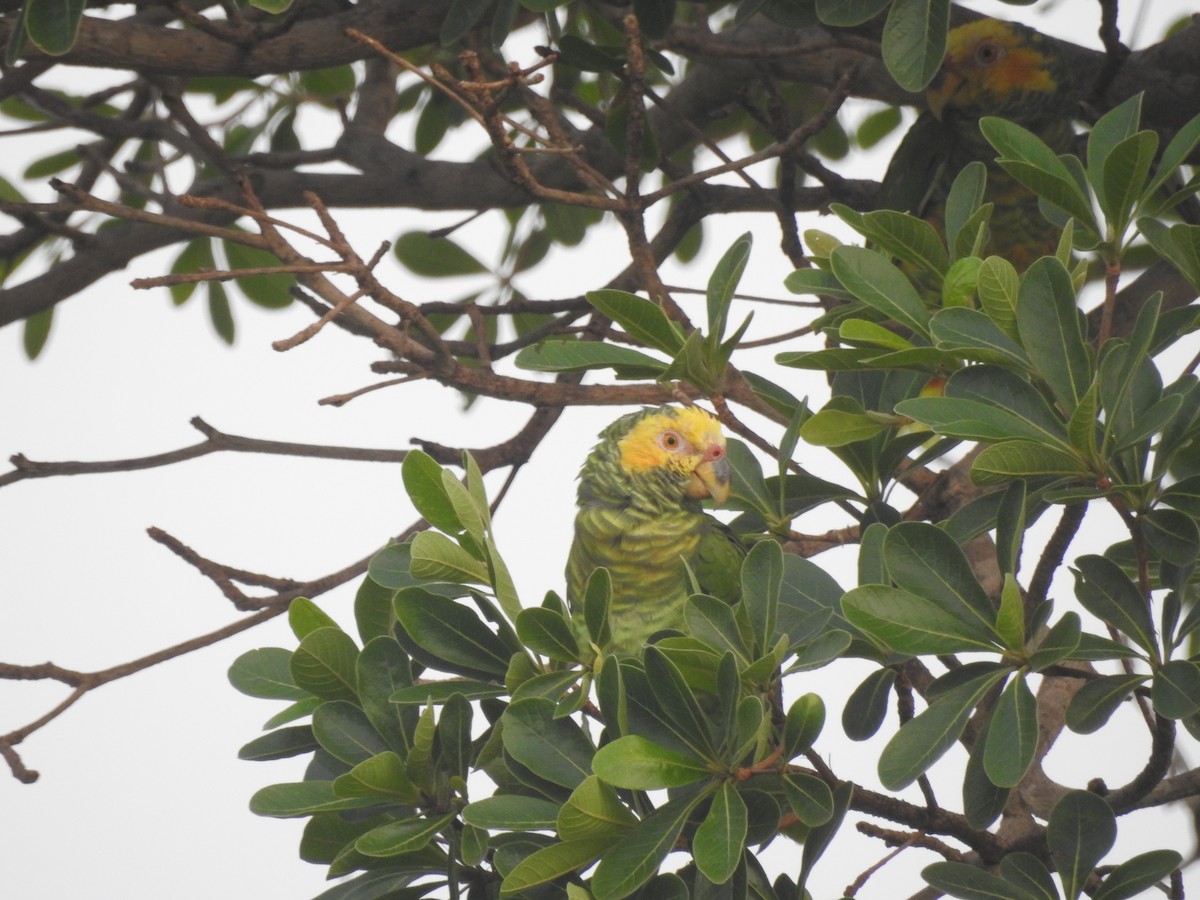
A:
877 112 948 217
693 516 746 604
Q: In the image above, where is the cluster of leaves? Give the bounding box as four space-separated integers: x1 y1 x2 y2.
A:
235 95 1200 897
232 447 864 899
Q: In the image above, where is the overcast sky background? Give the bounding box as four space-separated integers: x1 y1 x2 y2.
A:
2 2 1196 897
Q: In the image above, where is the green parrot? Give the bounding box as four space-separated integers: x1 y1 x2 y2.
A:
565 405 744 655
880 18 1077 269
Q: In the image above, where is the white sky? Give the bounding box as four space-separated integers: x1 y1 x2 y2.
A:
2 1 1197 897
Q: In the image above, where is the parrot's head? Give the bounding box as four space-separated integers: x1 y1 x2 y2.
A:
927 19 1070 124
579 405 731 511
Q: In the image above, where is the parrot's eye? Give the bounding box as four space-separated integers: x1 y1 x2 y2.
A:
974 41 1004 66
659 431 683 451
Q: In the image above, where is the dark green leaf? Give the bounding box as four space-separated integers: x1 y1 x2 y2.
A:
313 700 388 766
502 698 594 789
238 725 319 761
515 338 666 379
922 861 1029 900
1152 659 1200 719
501 837 612 894
1093 849 1183 900
693 784 747 884
830 245 930 338
1073 555 1157 655
1047 790 1116 900
881 0 950 92
590 794 703 900
842 584 999 653
556 775 638 842
782 772 834 827
516 606 580 662
587 289 684 355
207 281 234 344
229 647 310 700
23 0 85 56
250 782 376 818
292 628 359 702
878 668 1006 790
797 781 852 891
356 813 455 858
393 588 511 679
463 795 562 830
842 668 895 741
393 231 487 277
983 674 1036 787
1066 673 1148 734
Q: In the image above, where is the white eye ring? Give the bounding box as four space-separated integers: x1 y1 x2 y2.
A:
659 431 684 452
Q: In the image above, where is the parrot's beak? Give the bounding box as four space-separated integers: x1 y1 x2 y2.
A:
688 454 731 506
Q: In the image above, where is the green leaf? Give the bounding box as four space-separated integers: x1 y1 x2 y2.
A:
438 692 473 781
929 307 1029 368
842 668 895 741
501 837 613 894
706 232 751 347
1100 130 1158 231
237 725 318 762
982 117 1099 233
972 440 1089 485
592 735 710 790
815 0 888 26
584 567 612 651
1017 257 1092 412
782 693 825 760
1152 659 1200 719
1142 508 1200 567
250 782 376 818
1093 849 1183 900
515 338 666 379
830 245 930 338
833 206 948 276
586 289 684 355
976 256 1021 340
983 674 1036 787
1027 611 1082 672
741 540 782 654
556 775 638 842
517 606 580 662
884 522 998 635
1073 555 1157 655
998 853 1057 900
291 627 359 702
1138 220 1200 292
693 784 746 884
313 700 388 765
897 367 1071 449
463 795 562 831
842 584 999 654
1047 790 1116 900
21 306 52 359
590 794 704 900
402 451 462 534
797 780 852 891
880 0 950 92
393 588 512 679
1065 673 1148 734
223 239 294 308
644 648 719 759
503 698 594 789
963 717 1009 830
878 668 1007 790
782 772 834 827
333 751 421 802
356 813 456 858
207 281 234 344
229 647 310 700
357 637 417 755
408 531 489 584
922 861 1029 900
288 597 339 640
393 231 487 276
24 0 85 55
798 404 890 447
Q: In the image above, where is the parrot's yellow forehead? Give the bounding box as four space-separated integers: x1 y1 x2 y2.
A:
618 407 724 474
931 20 1056 116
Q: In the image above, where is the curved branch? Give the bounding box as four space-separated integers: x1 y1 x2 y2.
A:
0 416 408 488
